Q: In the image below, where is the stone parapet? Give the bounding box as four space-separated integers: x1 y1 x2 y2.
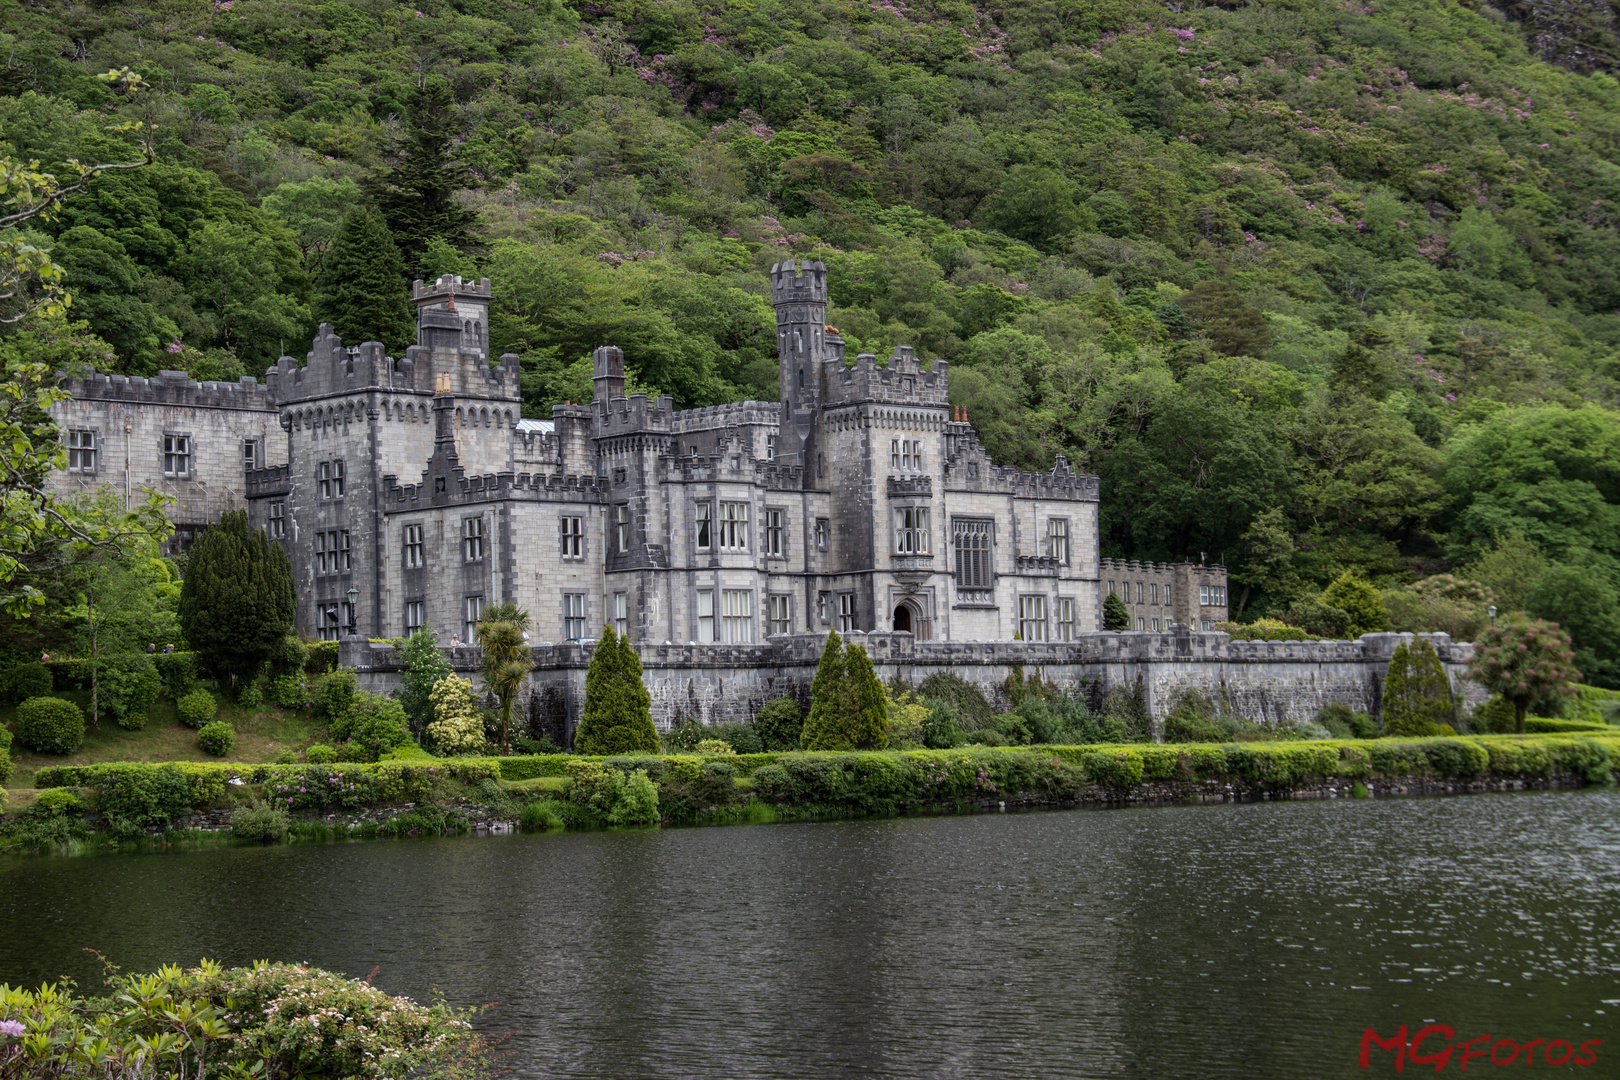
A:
64 370 275 410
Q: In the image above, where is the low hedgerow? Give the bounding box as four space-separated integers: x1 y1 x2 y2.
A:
0 661 53 705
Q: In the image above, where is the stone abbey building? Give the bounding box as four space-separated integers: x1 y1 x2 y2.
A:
49 261 1231 647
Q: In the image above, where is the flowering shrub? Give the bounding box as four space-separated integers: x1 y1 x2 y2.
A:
196 720 236 757
0 960 485 1079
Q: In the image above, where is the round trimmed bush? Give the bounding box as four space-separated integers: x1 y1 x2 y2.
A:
16 696 86 754
0 662 53 705
177 689 219 728
197 720 236 757
238 680 264 708
305 743 338 764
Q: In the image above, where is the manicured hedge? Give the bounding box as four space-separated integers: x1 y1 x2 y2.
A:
1523 717 1612 734
30 738 1617 822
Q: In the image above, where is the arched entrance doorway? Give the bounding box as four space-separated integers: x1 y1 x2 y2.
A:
892 604 913 633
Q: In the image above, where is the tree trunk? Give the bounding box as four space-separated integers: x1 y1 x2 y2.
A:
87 593 99 727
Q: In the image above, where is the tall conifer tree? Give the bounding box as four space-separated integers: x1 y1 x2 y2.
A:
177 510 295 696
371 77 479 275
573 626 658 754
1103 591 1130 631
801 630 847 750
843 643 890 750
316 206 414 353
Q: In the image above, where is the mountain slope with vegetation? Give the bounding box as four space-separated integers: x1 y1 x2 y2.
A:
3 0 1620 679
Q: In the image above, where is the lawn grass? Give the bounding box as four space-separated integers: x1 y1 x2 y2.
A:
2 684 318 789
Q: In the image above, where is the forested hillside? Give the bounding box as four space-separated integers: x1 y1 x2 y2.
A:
3 0 1620 679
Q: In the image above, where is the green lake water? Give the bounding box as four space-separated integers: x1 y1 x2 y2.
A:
3 790 1617 1078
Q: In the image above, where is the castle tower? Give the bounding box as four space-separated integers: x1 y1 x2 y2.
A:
412 275 491 358
592 345 626 409
771 259 829 471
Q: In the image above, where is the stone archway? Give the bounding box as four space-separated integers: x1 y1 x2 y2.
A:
892 602 918 635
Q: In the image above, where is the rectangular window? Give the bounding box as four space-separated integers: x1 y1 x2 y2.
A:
766 433 777 460
817 591 830 624
1137 617 1146 631
1048 518 1068 564
463 595 484 641
320 603 341 641
895 507 930 554
314 532 328 574
563 593 587 639
338 529 351 571
815 518 829 551
838 592 856 633
1151 583 1160 605
953 519 992 588
318 460 346 499
613 592 629 637
1152 618 1161 632
1136 581 1145 604
891 438 922 470
1201 617 1212 630
1200 584 1211 606
1018 595 1047 641
162 434 191 477
768 595 792 636
696 502 712 551
560 515 584 559
268 500 286 539
404 600 424 635
719 501 749 550
697 589 715 643
1214 585 1227 606
722 589 752 643
67 429 96 472
463 516 485 562
404 524 424 569
1056 597 1075 642
1107 580 1116 596
764 509 784 557
616 504 631 552
1164 584 1172 606
242 439 259 472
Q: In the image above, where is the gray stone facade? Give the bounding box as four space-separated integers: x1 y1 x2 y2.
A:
46 371 287 552
1098 558 1230 632
236 262 1103 645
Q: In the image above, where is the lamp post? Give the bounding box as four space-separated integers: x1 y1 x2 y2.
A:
347 585 359 637
1488 604 1497 622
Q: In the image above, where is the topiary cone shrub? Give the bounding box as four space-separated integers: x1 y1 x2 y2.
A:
16 696 86 755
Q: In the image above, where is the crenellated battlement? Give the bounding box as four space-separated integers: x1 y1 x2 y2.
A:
1099 558 1227 577
823 347 949 407
770 259 828 305
671 401 782 431
64 369 275 411
383 468 610 506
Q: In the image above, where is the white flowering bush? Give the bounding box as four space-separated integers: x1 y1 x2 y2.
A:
426 676 486 756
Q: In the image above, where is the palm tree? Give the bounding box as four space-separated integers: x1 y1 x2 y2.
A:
475 603 532 754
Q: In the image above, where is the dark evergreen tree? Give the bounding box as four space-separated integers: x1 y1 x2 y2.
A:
1381 640 1453 737
371 77 479 276
843 643 890 750
801 630 847 750
316 206 415 353
177 510 295 697
573 626 658 754
1103 591 1131 631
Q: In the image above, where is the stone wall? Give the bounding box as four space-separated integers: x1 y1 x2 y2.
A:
341 628 1485 745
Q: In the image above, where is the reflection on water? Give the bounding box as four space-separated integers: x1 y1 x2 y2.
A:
3 791 1617 1078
